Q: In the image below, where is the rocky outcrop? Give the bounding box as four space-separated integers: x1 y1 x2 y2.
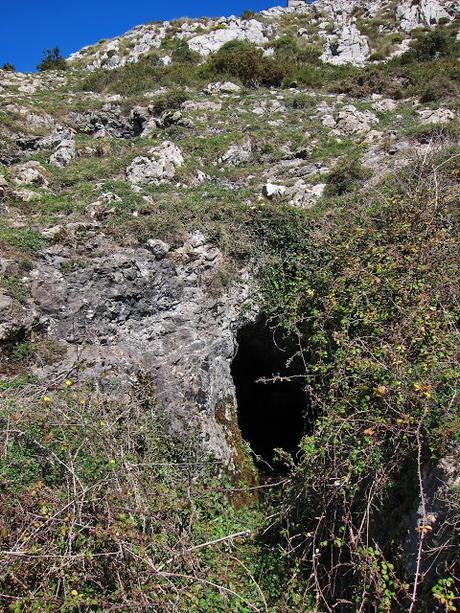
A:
397 0 451 31
204 81 242 95
0 291 39 343
68 105 136 138
187 19 270 56
11 161 49 188
126 141 184 185
418 108 456 124
27 232 251 467
322 105 379 135
321 24 370 65
219 138 252 166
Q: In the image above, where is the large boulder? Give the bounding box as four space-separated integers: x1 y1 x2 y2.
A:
126 141 184 185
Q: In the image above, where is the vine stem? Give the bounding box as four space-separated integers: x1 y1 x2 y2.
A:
409 408 428 613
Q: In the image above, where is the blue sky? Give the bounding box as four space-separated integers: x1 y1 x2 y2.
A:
0 0 283 72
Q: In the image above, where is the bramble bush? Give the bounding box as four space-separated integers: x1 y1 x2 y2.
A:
259 146 460 610
0 377 265 611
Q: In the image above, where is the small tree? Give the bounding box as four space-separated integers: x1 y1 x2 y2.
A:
240 9 255 20
206 40 287 87
37 47 67 71
0 63 16 72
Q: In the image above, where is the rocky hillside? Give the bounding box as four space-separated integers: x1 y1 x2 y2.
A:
1 0 460 610
68 0 458 69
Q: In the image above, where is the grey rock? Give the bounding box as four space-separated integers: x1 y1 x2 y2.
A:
11 161 49 187
418 108 456 124
324 105 379 135
126 141 184 185
287 180 326 208
146 238 170 259
0 291 38 343
11 189 42 203
69 105 136 138
204 81 242 95
187 18 270 56
49 137 76 167
397 0 451 31
263 183 287 200
219 138 252 166
29 237 251 468
322 24 369 65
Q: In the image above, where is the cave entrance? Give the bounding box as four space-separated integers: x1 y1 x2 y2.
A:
231 318 309 471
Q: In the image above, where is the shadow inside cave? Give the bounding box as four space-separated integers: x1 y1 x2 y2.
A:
231 318 310 471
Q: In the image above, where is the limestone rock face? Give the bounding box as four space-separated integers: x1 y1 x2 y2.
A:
322 24 370 65
0 291 38 343
397 0 451 31
28 234 251 468
187 19 270 56
68 105 136 138
126 141 184 185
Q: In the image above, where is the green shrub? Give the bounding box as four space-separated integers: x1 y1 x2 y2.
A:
290 93 315 109
261 151 460 610
402 30 451 62
0 274 28 301
36 47 67 71
324 156 370 196
149 88 188 114
81 55 203 94
171 40 201 64
0 63 15 72
273 35 321 65
0 225 45 252
205 40 287 87
240 9 255 20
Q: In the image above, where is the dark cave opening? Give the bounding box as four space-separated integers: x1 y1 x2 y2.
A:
231 318 310 470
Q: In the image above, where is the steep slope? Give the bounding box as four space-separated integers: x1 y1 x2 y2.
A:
0 1 460 610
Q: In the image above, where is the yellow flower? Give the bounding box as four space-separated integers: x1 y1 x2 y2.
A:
70 589 78 597
43 396 50 403
374 385 388 397
109 459 116 465
65 379 72 387
100 420 105 427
